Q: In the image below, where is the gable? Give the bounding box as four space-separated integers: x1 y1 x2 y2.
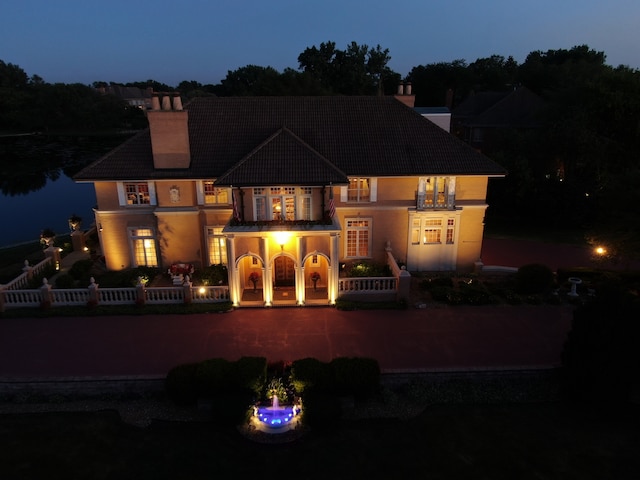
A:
215 127 348 186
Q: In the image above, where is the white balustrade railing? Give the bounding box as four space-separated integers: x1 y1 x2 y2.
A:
99 288 137 305
4 257 54 290
0 284 231 310
191 286 231 303
145 286 184 304
2 289 42 308
338 276 397 294
51 289 90 306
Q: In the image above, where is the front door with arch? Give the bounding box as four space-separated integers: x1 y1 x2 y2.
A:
274 255 295 287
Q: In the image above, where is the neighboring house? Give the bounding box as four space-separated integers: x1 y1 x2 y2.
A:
414 106 451 132
451 86 544 152
96 85 154 109
74 92 506 307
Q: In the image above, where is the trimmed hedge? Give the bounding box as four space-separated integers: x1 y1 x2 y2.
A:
165 356 267 406
515 263 554 294
165 362 200 406
291 356 381 397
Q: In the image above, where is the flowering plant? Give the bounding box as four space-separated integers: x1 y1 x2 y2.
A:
169 263 194 276
310 272 321 282
40 228 56 247
249 271 261 283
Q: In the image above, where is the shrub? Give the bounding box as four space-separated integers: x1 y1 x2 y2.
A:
95 266 159 287
343 261 390 277
68 259 94 283
421 276 454 290
232 356 267 395
195 358 234 397
53 274 75 289
561 290 640 404
459 281 495 305
516 263 554 294
165 362 200 406
291 357 334 393
194 264 228 286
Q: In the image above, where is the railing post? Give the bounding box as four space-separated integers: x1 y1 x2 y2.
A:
71 230 86 252
22 260 34 282
44 246 61 271
136 277 146 306
40 278 53 309
183 275 193 304
0 285 5 312
87 277 99 308
396 268 411 303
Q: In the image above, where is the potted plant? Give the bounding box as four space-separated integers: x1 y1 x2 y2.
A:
40 227 56 248
249 271 260 292
310 271 321 291
68 214 82 232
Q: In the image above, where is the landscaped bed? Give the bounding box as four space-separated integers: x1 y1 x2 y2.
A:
2 377 638 478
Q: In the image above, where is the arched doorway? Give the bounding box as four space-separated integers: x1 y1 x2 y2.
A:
303 251 331 304
272 252 297 305
274 255 295 287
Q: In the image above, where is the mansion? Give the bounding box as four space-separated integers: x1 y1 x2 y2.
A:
74 91 506 307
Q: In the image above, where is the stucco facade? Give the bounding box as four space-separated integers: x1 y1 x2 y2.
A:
76 94 505 306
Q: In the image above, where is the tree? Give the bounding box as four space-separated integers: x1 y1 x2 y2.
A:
220 65 285 96
586 170 640 266
367 44 393 96
561 283 640 405
298 41 397 95
408 60 472 107
124 79 174 92
468 55 518 91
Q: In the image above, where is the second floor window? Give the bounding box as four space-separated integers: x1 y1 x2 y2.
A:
417 177 455 209
347 178 370 202
125 182 150 205
204 181 229 204
253 187 312 221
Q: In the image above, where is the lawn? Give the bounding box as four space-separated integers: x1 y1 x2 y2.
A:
1 401 638 479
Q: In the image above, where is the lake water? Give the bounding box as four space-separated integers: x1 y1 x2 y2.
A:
0 133 133 248
0 175 97 248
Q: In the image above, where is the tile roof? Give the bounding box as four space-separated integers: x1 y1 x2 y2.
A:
74 96 506 183
215 127 348 186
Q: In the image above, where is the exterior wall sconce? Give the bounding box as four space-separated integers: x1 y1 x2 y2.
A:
274 231 289 251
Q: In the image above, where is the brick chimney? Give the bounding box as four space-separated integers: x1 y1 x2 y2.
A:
393 82 415 108
147 92 191 169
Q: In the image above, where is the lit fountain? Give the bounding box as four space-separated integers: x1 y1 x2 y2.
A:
253 394 301 433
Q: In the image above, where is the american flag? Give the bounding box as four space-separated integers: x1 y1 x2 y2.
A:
328 184 335 218
232 189 241 222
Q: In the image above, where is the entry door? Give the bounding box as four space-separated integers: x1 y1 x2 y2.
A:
274 256 295 287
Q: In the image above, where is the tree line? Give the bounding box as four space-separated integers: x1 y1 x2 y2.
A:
2 42 639 262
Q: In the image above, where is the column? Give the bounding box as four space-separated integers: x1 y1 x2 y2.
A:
296 236 305 305
227 235 239 306
329 233 339 304
261 237 272 306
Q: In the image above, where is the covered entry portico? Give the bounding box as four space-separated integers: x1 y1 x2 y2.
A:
225 226 340 307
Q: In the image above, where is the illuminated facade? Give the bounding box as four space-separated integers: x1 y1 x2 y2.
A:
74 94 505 307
